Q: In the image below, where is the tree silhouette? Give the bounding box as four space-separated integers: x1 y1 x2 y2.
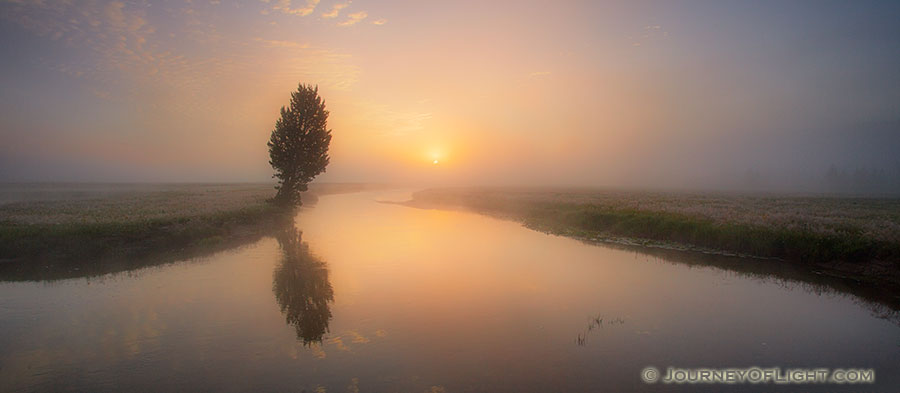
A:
272 222 334 345
267 83 332 206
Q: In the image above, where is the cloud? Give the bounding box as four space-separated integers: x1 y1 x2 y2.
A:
269 0 320 17
356 103 432 136
372 18 387 25
255 38 310 48
529 71 551 77
338 11 367 26
1 0 362 103
0 0 166 85
1 0 373 183
321 1 350 19
275 48 361 90
630 24 668 47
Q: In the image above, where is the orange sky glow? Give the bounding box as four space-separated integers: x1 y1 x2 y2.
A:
2 1 899 190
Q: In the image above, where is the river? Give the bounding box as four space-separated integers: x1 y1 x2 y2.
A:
1 190 898 392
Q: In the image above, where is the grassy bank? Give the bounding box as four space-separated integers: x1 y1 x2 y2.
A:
1 203 285 261
0 183 384 263
0 184 285 262
406 187 900 287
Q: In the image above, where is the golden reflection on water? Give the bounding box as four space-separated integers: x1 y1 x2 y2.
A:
0 190 899 392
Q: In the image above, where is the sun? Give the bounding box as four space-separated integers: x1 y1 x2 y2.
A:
433 159 439 165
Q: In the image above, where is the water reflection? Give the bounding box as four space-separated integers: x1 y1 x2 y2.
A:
592 241 900 325
272 220 334 345
0 217 283 282
575 315 625 346
1 190 899 392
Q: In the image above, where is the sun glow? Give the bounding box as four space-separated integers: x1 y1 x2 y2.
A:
427 148 444 166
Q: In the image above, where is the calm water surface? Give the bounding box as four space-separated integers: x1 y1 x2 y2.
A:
1 191 898 392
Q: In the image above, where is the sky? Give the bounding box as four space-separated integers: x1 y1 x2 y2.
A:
1 0 899 191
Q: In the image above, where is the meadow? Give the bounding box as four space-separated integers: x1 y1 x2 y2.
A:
406 187 900 288
0 183 379 263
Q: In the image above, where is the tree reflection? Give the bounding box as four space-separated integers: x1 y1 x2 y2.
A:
272 221 334 345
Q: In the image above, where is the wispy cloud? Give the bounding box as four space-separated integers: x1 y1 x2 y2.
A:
0 0 168 86
630 24 668 47
321 1 350 19
338 11 367 26
529 71 551 77
372 18 387 26
0 0 361 103
255 38 310 48
276 47 361 90
268 0 320 17
353 102 432 137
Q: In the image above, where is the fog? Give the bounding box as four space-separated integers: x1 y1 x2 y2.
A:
1 1 899 193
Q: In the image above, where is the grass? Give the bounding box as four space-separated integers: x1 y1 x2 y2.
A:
406 187 900 287
0 184 283 261
0 182 383 263
521 203 896 263
0 203 283 260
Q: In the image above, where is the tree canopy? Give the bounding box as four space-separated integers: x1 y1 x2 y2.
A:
267 84 332 206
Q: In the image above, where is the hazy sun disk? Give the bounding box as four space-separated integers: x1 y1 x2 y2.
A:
433 160 439 165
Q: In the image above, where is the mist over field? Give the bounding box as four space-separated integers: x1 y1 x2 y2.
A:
1 1 899 193
4 3 900 392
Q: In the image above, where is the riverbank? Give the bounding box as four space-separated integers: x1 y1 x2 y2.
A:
0 183 383 264
404 187 900 288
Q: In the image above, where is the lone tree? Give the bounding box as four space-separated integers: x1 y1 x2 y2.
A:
268 84 332 206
